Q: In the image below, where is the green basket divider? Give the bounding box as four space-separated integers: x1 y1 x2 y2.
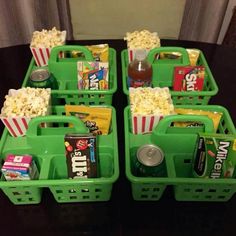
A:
0 105 119 204
121 46 218 105
22 45 117 105
124 105 236 202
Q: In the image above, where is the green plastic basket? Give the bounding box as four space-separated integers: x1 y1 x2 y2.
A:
0 105 119 205
124 105 236 202
22 45 117 105
121 47 218 105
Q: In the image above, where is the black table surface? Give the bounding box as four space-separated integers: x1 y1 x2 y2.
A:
0 39 236 236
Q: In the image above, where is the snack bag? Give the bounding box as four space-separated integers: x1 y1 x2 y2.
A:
160 52 182 60
65 105 112 135
174 108 222 131
86 44 109 62
193 133 236 178
71 44 109 62
186 49 200 66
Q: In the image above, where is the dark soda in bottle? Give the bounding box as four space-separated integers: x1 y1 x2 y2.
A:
128 49 152 88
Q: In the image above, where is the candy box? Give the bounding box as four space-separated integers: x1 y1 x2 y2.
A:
0 88 51 137
30 27 66 67
173 66 205 91
77 61 109 90
193 133 236 178
64 133 98 178
1 154 39 181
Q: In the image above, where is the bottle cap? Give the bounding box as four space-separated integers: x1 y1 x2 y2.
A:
135 49 147 61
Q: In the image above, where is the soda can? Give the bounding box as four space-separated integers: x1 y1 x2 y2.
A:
29 68 56 89
135 144 166 177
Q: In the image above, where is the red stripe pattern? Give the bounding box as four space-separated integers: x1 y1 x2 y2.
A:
32 48 41 67
132 115 164 134
1 117 31 137
2 118 17 137
12 118 23 135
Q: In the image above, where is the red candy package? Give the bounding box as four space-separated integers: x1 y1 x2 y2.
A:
173 66 205 91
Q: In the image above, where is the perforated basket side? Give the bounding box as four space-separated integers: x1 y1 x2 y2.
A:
49 183 113 203
1 185 42 205
131 182 166 201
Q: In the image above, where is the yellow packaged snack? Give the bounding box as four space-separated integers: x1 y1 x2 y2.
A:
174 108 222 131
65 105 112 135
186 49 200 66
159 52 182 60
86 44 109 62
71 44 109 62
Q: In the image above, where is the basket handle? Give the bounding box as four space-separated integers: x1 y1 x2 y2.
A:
152 114 215 135
26 115 89 137
147 46 190 64
49 45 94 62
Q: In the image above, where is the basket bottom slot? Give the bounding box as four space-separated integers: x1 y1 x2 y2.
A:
131 183 167 201
172 154 194 178
1 186 43 205
47 150 114 180
49 184 112 203
174 184 235 202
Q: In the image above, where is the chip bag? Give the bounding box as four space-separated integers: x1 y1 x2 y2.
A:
71 44 109 62
65 105 112 135
186 49 200 66
86 44 109 62
174 108 223 131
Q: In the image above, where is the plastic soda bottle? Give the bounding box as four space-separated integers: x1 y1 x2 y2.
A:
128 49 152 88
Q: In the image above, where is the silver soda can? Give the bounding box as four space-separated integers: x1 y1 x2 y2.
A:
135 144 166 177
29 68 55 88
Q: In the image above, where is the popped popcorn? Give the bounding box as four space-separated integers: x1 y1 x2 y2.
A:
30 27 66 48
129 87 175 116
1 87 51 118
124 30 161 50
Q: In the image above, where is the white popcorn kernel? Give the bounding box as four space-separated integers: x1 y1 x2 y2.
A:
30 27 65 48
0 87 50 118
129 87 174 116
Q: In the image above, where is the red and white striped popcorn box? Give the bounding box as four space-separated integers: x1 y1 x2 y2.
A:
132 114 164 134
0 110 51 137
1 116 31 137
0 89 51 137
30 31 66 67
